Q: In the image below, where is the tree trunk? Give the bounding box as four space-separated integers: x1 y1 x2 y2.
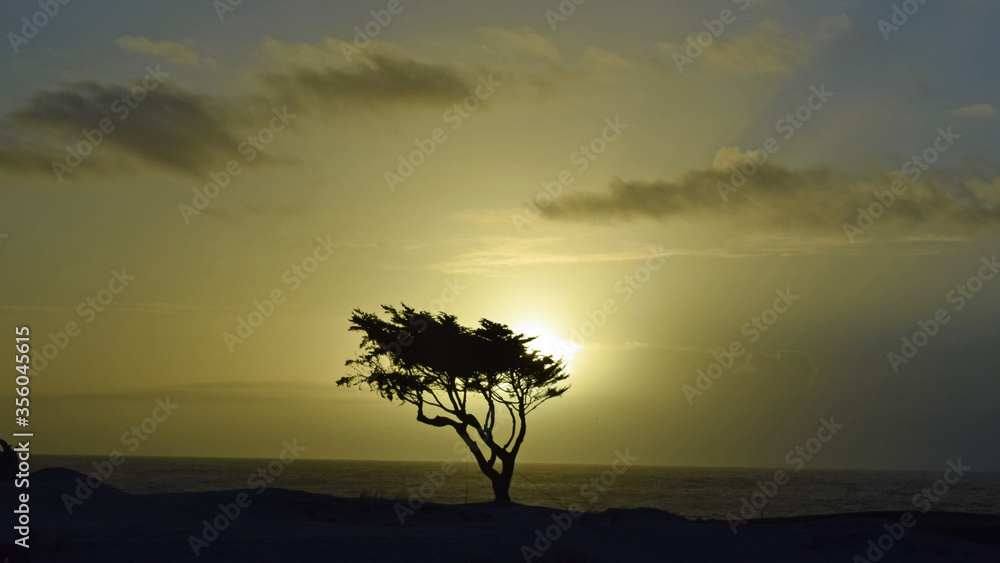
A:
490 473 512 503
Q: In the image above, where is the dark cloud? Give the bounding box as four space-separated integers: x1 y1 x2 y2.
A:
542 154 1000 234
0 53 476 181
0 79 251 178
0 139 55 173
258 53 471 108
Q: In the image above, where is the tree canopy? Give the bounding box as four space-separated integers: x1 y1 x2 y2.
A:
338 304 570 502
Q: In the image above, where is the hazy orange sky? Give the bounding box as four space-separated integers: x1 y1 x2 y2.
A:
1 0 999 470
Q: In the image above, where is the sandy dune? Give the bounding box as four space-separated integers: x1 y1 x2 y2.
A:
4 468 999 562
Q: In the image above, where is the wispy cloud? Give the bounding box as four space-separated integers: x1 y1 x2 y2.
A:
479 27 560 60
0 80 256 178
952 104 997 118
659 15 851 76
542 148 1000 236
426 236 672 275
117 36 211 66
256 44 474 109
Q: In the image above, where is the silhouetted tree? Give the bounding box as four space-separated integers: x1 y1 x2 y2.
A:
338 304 570 503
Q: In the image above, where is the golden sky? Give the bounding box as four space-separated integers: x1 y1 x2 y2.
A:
2 0 999 470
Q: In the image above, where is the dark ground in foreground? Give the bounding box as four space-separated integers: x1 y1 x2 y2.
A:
3 468 999 562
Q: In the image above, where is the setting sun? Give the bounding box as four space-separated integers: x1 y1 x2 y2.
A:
515 323 581 367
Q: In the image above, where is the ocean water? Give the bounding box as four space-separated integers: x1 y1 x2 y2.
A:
34 455 1000 520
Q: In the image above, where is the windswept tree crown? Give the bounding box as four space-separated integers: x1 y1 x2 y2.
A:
340 304 569 419
338 304 570 502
